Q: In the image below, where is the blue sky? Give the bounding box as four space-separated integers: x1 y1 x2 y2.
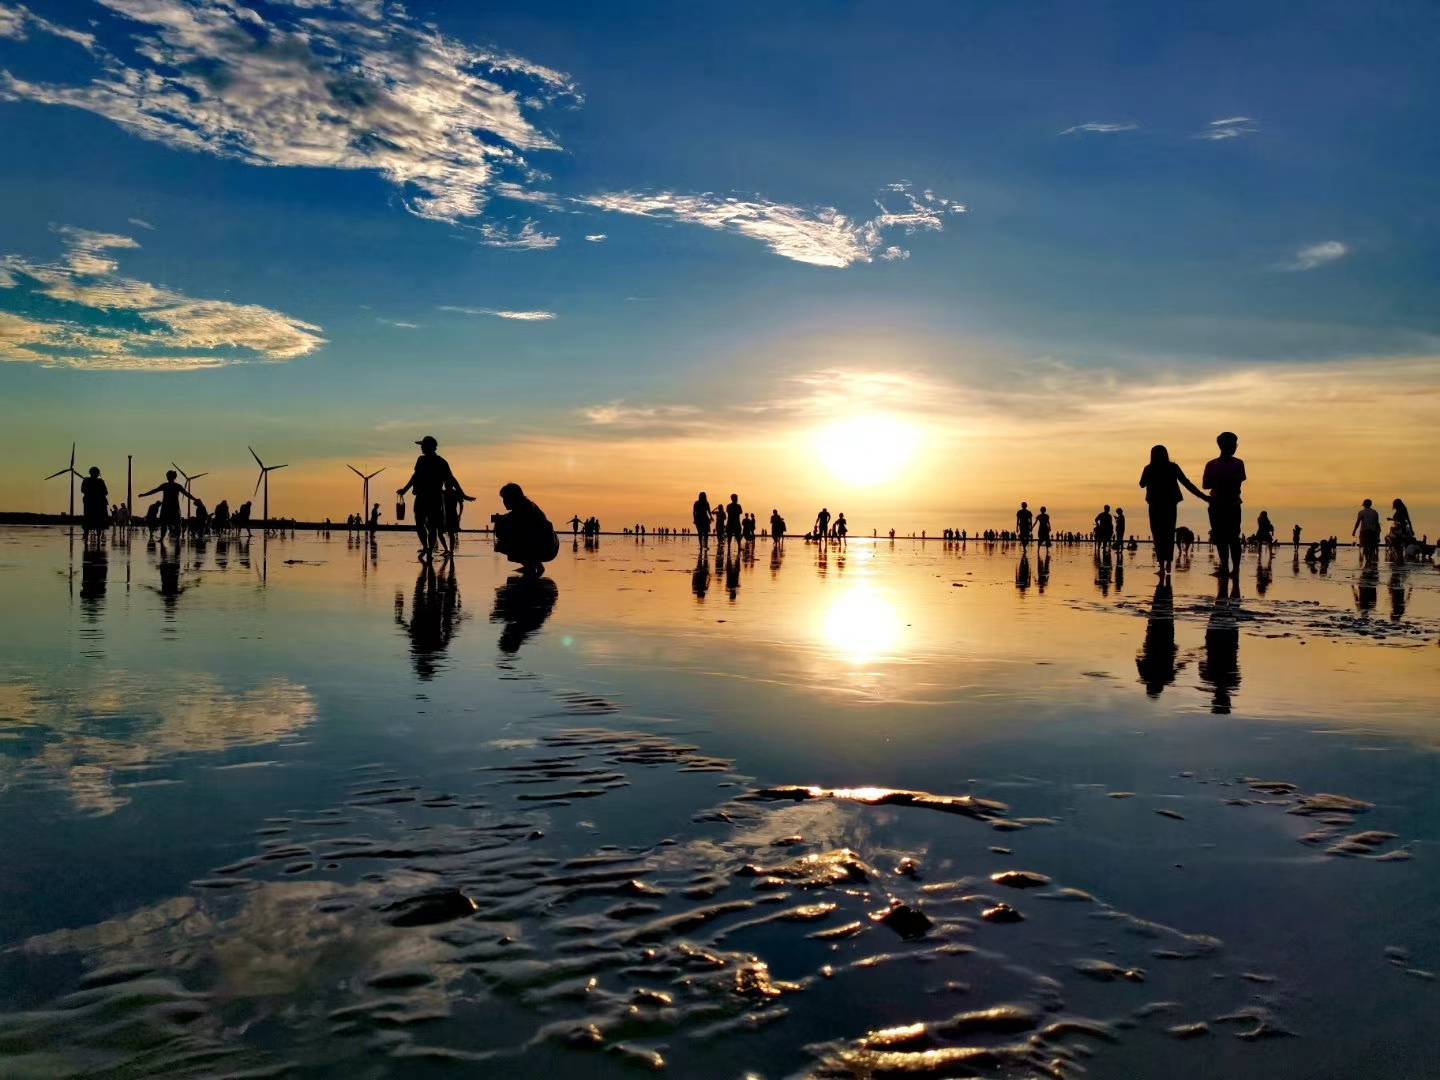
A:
1 0 1438 521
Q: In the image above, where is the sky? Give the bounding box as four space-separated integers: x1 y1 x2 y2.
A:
1 0 1438 535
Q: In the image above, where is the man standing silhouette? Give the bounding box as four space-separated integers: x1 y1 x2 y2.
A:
725 493 743 545
1201 431 1246 578
1016 501 1034 544
397 435 472 560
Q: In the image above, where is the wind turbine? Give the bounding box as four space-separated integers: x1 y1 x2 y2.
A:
44 442 80 519
347 464 385 528
249 446 287 526
171 462 209 499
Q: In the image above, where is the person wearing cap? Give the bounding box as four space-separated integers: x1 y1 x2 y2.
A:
397 435 473 560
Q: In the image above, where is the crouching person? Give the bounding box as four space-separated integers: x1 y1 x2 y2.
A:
492 483 560 577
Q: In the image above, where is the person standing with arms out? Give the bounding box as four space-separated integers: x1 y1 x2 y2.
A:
1352 498 1381 563
1016 501 1034 545
1036 506 1052 547
138 470 195 546
568 514 582 538
1139 445 1207 580
1201 431 1247 579
692 492 711 546
725 493 744 546
397 435 473 561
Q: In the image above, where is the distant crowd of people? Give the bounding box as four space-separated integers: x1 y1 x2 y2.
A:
63 430 1430 582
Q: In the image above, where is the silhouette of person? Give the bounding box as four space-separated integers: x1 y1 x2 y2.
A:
1256 510 1275 551
1292 523 1302 549
1094 504 1114 546
725 494 743 544
443 481 466 553
1036 506 1051 547
396 560 463 679
1015 552 1031 591
1199 578 1242 713
80 466 109 542
569 514 582 537
490 574 558 656
138 470 195 545
492 482 560 576
369 502 382 532
397 435 472 561
712 502 725 541
814 507 831 541
692 550 710 599
1352 498 1381 563
1016 502 1033 544
1201 432 1246 578
1114 507 1126 547
1389 498 1414 555
1139 445 1206 579
1136 582 1180 697
1388 570 1409 621
80 543 108 609
770 509 786 544
693 492 712 544
834 512 848 541
725 548 741 599
1354 561 1379 613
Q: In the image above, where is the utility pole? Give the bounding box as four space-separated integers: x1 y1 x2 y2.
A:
127 455 133 528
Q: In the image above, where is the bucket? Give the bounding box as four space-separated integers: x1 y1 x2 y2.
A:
395 499 406 522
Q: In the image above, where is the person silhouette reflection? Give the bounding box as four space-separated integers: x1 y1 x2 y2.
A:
396 560 462 679
725 549 741 600
1388 570 1408 621
1354 563 1379 613
1015 552 1031 592
692 551 710 600
1136 582 1181 697
80 544 108 610
491 574 557 655
1037 553 1050 593
1199 578 1242 713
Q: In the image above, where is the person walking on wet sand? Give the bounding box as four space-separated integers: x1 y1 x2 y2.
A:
725 494 743 545
1201 431 1246 579
397 435 473 561
770 508 786 545
1353 498 1381 563
1093 505 1114 547
693 492 711 546
814 507 831 542
1139 444 1207 580
1255 510 1276 553
1114 507 1126 548
139 470 195 545
1016 502 1034 545
1036 506 1052 547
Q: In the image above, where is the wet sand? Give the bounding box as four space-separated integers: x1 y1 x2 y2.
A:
0 529 1436 1076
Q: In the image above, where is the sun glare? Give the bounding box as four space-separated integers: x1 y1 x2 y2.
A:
814 414 919 487
822 583 904 665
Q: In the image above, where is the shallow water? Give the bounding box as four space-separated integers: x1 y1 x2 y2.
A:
1 527 1437 1078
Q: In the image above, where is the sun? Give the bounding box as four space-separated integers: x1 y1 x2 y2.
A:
814 414 920 487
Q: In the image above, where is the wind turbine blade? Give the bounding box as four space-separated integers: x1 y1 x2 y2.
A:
191 472 209 480
171 462 184 476
254 471 264 497
69 443 75 468
372 467 386 479
272 464 288 471
347 464 364 479
249 446 264 468
44 467 70 480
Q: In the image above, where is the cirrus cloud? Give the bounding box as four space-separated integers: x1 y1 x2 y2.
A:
1279 240 1348 272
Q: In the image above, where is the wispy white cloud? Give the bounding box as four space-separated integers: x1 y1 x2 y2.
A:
1196 116 1259 140
126 216 154 230
438 306 556 321
0 1 97 49
584 234 607 242
378 318 421 329
579 185 964 268
472 221 560 250
375 415 493 433
1059 121 1139 135
1278 240 1348 272
582 401 706 429
0 225 325 369
0 0 577 224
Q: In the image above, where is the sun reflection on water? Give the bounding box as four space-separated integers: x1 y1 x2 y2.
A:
821 581 904 665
